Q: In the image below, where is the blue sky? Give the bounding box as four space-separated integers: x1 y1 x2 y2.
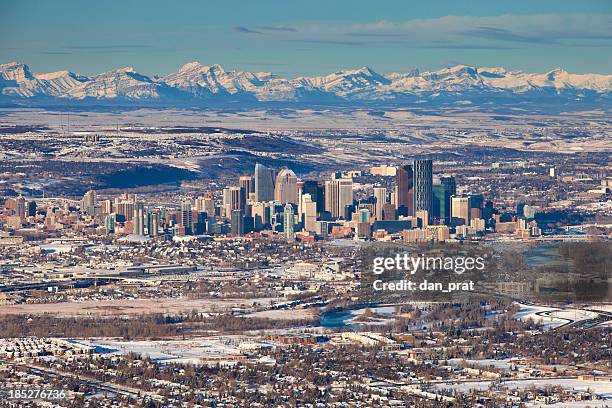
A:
1 0 611 76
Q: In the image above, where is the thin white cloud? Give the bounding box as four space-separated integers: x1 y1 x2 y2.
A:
271 14 612 46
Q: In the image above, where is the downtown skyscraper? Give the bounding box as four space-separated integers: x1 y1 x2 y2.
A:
133 201 145 236
283 204 295 240
373 187 387 221
239 175 255 201
274 168 298 204
180 199 193 234
324 176 353 219
302 180 324 213
433 176 456 225
396 164 413 216
254 163 275 202
81 190 96 216
413 159 433 221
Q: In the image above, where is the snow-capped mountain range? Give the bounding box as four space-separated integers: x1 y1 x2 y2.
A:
1 61 611 106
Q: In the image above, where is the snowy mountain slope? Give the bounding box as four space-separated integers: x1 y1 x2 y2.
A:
1 61 611 104
0 62 87 98
162 62 261 97
66 67 177 100
162 62 336 101
296 67 391 99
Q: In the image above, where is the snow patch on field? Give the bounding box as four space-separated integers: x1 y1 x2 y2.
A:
513 303 599 330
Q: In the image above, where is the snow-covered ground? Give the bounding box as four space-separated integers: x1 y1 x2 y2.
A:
78 337 266 365
505 378 612 403
447 358 517 370
433 381 492 393
591 304 612 313
526 402 612 408
434 378 612 404
514 303 599 330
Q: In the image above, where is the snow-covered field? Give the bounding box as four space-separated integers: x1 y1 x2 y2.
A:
246 308 316 320
433 381 492 393
78 337 266 365
447 358 517 370
1 107 610 154
514 303 599 330
591 304 612 314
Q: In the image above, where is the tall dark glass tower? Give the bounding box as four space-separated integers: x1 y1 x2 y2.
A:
413 159 433 219
254 163 275 202
396 164 413 216
433 176 456 225
303 180 324 213
231 209 244 236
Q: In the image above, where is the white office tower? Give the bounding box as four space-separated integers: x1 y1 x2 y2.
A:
302 193 317 233
325 177 353 218
274 168 298 204
451 196 470 226
251 201 269 229
196 196 215 216
133 202 145 236
223 186 245 218
373 187 387 220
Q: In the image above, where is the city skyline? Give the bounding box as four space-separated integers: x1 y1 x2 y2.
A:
4 159 548 242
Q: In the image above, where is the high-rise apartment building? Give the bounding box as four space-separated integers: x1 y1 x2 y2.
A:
101 199 113 215
81 190 96 216
104 213 116 234
114 194 135 221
